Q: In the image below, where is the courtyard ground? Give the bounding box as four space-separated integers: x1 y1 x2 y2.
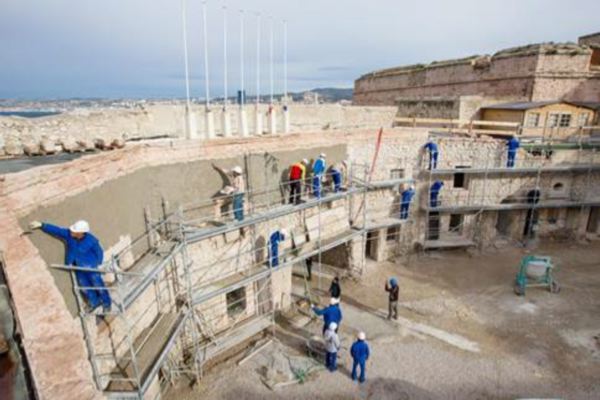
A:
170 239 600 400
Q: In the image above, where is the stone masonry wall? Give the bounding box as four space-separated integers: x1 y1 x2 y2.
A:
354 44 600 105
0 129 416 400
1 127 599 399
0 104 396 155
354 53 540 105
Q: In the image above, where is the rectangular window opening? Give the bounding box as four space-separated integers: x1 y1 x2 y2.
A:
449 214 463 233
525 112 540 128
226 287 247 318
453 166 470 189
559 113 571 127
548 113 571 128
390 168 404 180
386 226 400 242
577 113 590 127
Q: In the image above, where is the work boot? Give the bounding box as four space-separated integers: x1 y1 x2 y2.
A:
84 303 100 314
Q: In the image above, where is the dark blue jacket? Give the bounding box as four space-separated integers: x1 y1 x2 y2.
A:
507 137 520 152
41 223 104 268
401 188 415 204
313 304 342 327
269 231 285 247
424 142 438 153
430 181 444 194
350 339 370 363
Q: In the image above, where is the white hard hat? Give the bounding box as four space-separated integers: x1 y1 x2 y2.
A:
330 297 340 305
329 322 338 331
280 228 288 237
70 220 90 233
232 166 243 175
302 158 309 164
357 331 366 340
320 153 326 158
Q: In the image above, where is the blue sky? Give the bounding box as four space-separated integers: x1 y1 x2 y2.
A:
1 0 599 99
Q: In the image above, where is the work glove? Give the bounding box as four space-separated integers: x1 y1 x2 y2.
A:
29 221 42 230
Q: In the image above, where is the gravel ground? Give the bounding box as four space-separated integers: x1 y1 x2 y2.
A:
168 240 600 400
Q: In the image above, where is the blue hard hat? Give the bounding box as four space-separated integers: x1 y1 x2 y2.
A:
390 277 398 287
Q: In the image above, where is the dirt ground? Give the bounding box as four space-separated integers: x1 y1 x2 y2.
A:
170 239 600 400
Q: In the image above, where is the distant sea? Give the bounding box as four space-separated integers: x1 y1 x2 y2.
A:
0 111 61 118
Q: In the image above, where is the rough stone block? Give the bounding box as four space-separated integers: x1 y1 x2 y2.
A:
40 139 58 155
61 137 82 153
5 141 24 156
23 142 41 156
77 138 96 151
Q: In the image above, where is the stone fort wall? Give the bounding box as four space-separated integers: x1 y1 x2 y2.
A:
354 43 600 106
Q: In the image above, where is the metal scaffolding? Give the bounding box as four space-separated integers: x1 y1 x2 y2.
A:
421 134 600 249
44 126 600 398
52 163 416 399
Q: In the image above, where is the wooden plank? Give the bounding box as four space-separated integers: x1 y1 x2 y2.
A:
424 237 475 249
470 119 520 127
393 117 519 130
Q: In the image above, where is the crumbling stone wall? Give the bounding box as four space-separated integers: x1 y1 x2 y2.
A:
395 97 460 119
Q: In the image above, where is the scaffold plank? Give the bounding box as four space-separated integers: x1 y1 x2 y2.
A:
197 314 273 364
423 237 475 249
191 230 362 306
360 217 407 230
423 164 600 175
421 199 600 213
113 240 183 310
191 266 270 305
185 189 361 244
105 310 187 395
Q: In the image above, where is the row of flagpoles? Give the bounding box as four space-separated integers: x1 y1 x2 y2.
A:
181 0 290 139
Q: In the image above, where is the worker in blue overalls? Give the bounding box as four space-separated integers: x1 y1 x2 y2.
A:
506 136 520 168
424 140 439 170
350 331 370 383
312 153 327 199
311 297 343 334
330 163 343 193
400 185 415 219
29 219 112 313
429 181 444 208
268 228 288 268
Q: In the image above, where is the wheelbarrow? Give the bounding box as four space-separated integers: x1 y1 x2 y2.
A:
514 255 560 296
